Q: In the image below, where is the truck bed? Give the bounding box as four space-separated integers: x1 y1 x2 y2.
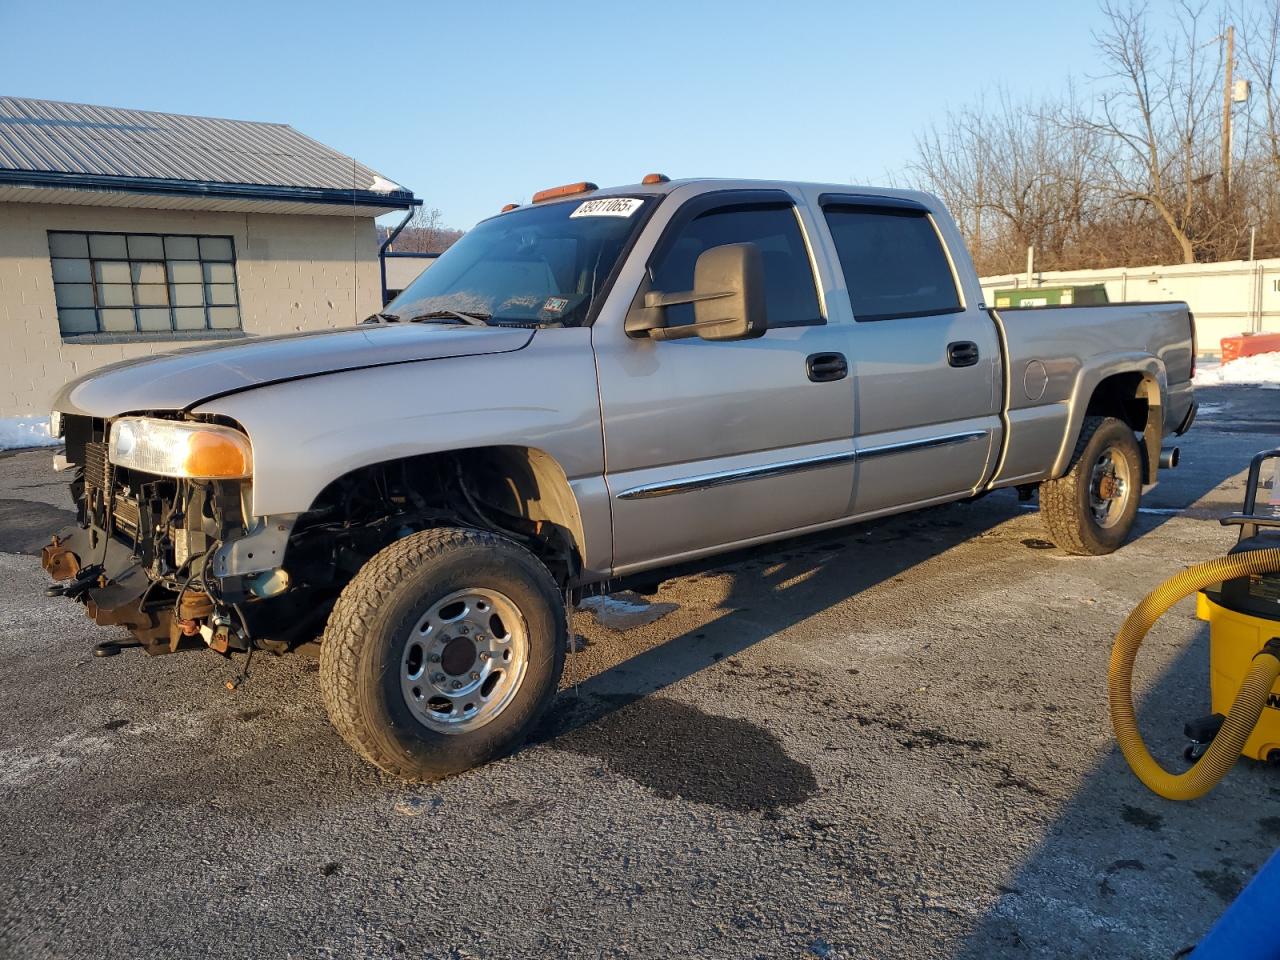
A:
989 301 1196 487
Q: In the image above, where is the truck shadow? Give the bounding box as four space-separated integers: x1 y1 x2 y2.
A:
521 439 1254 904
530 493 1031 805
531 418 1250 761
516 451 1265 955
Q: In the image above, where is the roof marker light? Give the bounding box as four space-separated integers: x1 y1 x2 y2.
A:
500 203 519 212
642 173 670 184
531 181 598 203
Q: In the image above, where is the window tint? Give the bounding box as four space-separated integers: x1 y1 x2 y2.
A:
650 204 822 328
48 230 241 337
823 207 961 322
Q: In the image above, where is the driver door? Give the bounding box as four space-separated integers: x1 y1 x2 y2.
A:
592 190 857 574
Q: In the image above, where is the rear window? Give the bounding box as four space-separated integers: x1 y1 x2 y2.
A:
823 206 962 322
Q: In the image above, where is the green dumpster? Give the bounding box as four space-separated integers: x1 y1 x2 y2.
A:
993 284 1109 308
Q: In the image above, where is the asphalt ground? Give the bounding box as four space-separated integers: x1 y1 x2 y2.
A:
1 384 1279 959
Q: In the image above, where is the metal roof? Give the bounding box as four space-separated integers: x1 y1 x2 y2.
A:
0 96 416 211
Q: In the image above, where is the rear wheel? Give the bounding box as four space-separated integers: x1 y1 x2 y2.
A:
319 527 566 780
1040 415 1143 556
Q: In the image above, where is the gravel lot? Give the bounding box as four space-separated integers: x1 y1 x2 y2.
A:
2 384 1278 960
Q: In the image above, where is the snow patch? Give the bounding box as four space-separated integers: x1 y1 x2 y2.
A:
367 174 403 194
1193 352 1280 388
0 416 60 450
578 593 678 631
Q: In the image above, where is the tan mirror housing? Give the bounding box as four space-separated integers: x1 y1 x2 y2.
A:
626 242 769 341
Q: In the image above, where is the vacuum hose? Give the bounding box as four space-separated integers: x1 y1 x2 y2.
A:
1110 548 1280 800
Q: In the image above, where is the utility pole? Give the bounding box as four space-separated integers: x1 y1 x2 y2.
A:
1222 23 1235 200
974 154 984 258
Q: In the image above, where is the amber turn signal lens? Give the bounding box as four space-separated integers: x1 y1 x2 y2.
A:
531 181 598 203
184 430 252 479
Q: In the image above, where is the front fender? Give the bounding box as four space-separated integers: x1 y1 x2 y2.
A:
193 327 611 574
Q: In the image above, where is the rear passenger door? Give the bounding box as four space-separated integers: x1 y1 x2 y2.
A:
816 195 1002 516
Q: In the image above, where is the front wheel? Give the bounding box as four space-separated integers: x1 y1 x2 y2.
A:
1039 416 1143 556
319 527 566 780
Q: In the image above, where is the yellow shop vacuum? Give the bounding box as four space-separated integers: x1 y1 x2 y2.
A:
1110 448 1280 801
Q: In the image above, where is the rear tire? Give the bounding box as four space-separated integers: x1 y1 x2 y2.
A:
319 527 566 781
1040 415 1143 556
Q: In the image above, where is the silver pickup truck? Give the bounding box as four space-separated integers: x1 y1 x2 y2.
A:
42 177 1196 779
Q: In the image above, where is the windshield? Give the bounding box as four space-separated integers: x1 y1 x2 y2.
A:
384 196 653 327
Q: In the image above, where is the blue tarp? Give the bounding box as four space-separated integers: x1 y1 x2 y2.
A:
1190 847 1280 959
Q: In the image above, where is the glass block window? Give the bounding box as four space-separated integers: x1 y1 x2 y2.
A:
48 231 242 336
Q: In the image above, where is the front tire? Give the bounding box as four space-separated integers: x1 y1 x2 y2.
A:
319 527 566 780
1039 416 1143 556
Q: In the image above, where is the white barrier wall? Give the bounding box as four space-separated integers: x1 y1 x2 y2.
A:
980 258 1280 355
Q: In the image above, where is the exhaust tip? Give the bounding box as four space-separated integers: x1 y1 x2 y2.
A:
1159 446 1180 469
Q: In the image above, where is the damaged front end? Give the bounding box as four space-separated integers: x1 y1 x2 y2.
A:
41 412 564 662
41 413 276 657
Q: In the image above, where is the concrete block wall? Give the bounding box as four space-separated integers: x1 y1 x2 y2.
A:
0 202 382 416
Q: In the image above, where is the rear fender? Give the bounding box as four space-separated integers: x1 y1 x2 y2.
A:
1052 355 1166 480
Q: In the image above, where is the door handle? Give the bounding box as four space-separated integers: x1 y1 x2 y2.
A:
806 352 848 382
947 341 980 368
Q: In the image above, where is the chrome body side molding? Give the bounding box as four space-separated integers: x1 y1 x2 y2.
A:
855 430 987 461
616 450 859 501
616 431 986 501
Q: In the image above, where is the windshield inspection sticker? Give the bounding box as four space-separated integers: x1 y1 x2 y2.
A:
542 296 570 315
570 197 644 218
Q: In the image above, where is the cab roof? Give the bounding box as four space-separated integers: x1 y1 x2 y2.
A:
505 177 939 213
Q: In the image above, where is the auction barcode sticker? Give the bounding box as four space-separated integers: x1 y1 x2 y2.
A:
570 197 644 218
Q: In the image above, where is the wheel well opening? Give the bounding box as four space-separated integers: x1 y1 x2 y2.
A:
1086 373 1148 431
1085 372 1162 483
289 447 584 592
458 445 586 574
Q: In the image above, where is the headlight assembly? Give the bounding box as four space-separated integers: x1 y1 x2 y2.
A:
108 418 252 479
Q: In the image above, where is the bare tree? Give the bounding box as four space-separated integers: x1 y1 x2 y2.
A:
911 89 1106 274
911 100 991 263
1236 0 1280 175
907 0 1280 271
1077 1 1227 263
387 206 465 255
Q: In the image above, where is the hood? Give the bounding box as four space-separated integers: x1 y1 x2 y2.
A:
52 323 534 418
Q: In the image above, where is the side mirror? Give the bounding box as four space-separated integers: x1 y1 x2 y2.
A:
625 242 768 341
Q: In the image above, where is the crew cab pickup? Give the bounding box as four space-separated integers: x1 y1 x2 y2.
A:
42 177 1197 779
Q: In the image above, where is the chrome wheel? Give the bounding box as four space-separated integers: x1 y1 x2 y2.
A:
1089 447 1132 529
400 587 529 734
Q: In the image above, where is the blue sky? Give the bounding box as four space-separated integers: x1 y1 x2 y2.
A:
0 0 1174 228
